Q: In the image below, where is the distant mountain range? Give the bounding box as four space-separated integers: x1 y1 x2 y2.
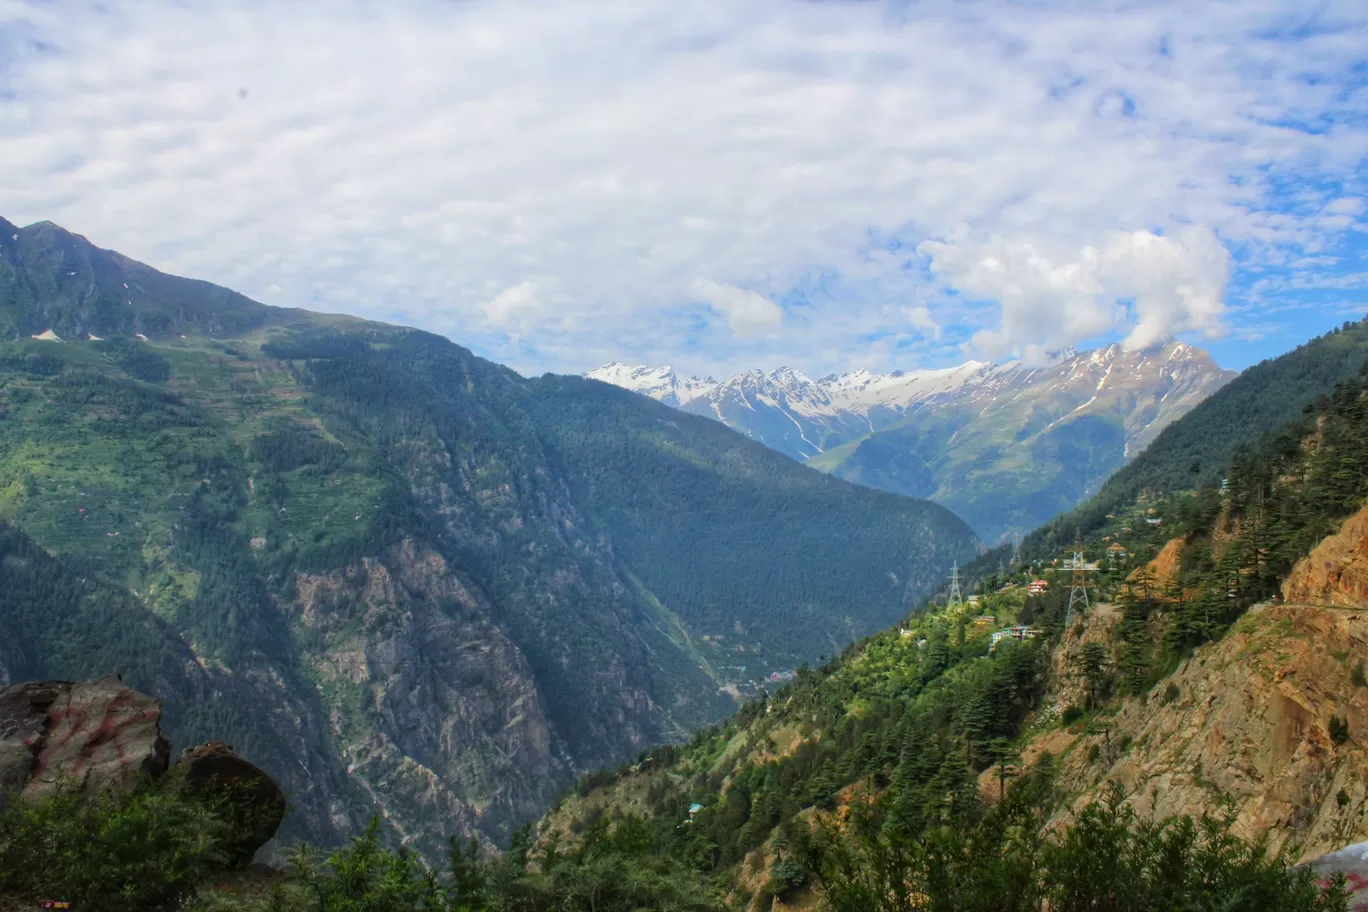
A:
587 344 1236 542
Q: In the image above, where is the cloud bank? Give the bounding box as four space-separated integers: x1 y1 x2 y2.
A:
923 227 1232 361
0 0 1363 376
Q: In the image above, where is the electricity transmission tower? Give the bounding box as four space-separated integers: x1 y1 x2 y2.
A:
1011 535 1022 568
1064 530 1096 629
947 561 964 609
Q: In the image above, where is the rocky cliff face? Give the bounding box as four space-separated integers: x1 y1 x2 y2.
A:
989 496 1368 865
295 539 567 856
1284 502 1368 608
1040 598 1368 862
0 676 285 864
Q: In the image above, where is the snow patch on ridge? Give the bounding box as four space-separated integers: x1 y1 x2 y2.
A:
584 342 1232 466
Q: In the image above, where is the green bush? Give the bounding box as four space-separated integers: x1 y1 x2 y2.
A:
196 815 724 912
763 855 807 899
0 769 239 911
797 785 1348 912
279 820 443 912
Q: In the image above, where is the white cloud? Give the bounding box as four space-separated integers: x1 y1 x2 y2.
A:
924 227 1231 358
0 0 1363 375
904 305 941 340
1100 227 1230 350
483 281 544 329
692 279 782 335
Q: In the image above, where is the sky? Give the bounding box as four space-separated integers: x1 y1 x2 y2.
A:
0 0 1366 380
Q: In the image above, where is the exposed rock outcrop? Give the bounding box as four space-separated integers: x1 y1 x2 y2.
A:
1128 536 1185 595
0 674 170 803
1025 503 1368 861
295 539 571 857
1046 602 1368 861
1048 602 1121 711
1284 502 1368 607
0 675 289 865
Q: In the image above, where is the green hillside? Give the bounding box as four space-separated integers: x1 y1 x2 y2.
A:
0 217 978 856
513 323 1368 911
824 404 1127 544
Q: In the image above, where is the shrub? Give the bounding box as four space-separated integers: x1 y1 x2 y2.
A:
0 769 239 912
798 785 1349 912
1330 716 1351 745
763 856 807 899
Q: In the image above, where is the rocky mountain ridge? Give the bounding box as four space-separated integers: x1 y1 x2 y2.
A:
588 344 1226 459
588 343 1235 542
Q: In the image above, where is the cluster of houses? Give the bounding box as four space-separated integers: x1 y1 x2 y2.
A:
990 625 1042 650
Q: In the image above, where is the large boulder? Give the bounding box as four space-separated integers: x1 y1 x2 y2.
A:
177 740 287 866
0 674 170 803
1301 841 1368 910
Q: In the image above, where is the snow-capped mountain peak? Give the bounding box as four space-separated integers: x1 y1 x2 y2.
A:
586 362 716 407
584 342 1234 543
584 342 1232 465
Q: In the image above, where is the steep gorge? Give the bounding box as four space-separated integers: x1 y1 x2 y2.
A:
0 216 979 859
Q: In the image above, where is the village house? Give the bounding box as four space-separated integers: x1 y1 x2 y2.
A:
990 625 1041 649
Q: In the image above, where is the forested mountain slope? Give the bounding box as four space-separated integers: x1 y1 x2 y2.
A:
1016 317 1368 560
542 336 1368 911
0 217 978 858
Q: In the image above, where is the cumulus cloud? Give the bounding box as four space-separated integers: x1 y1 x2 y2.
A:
482 280 544 329
0 0 1362 375
923 227 1231 359
1099 227 1230 350
904 305 942 340
692 279 783 335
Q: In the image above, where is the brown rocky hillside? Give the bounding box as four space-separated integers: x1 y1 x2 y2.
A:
1028 502 1368 863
